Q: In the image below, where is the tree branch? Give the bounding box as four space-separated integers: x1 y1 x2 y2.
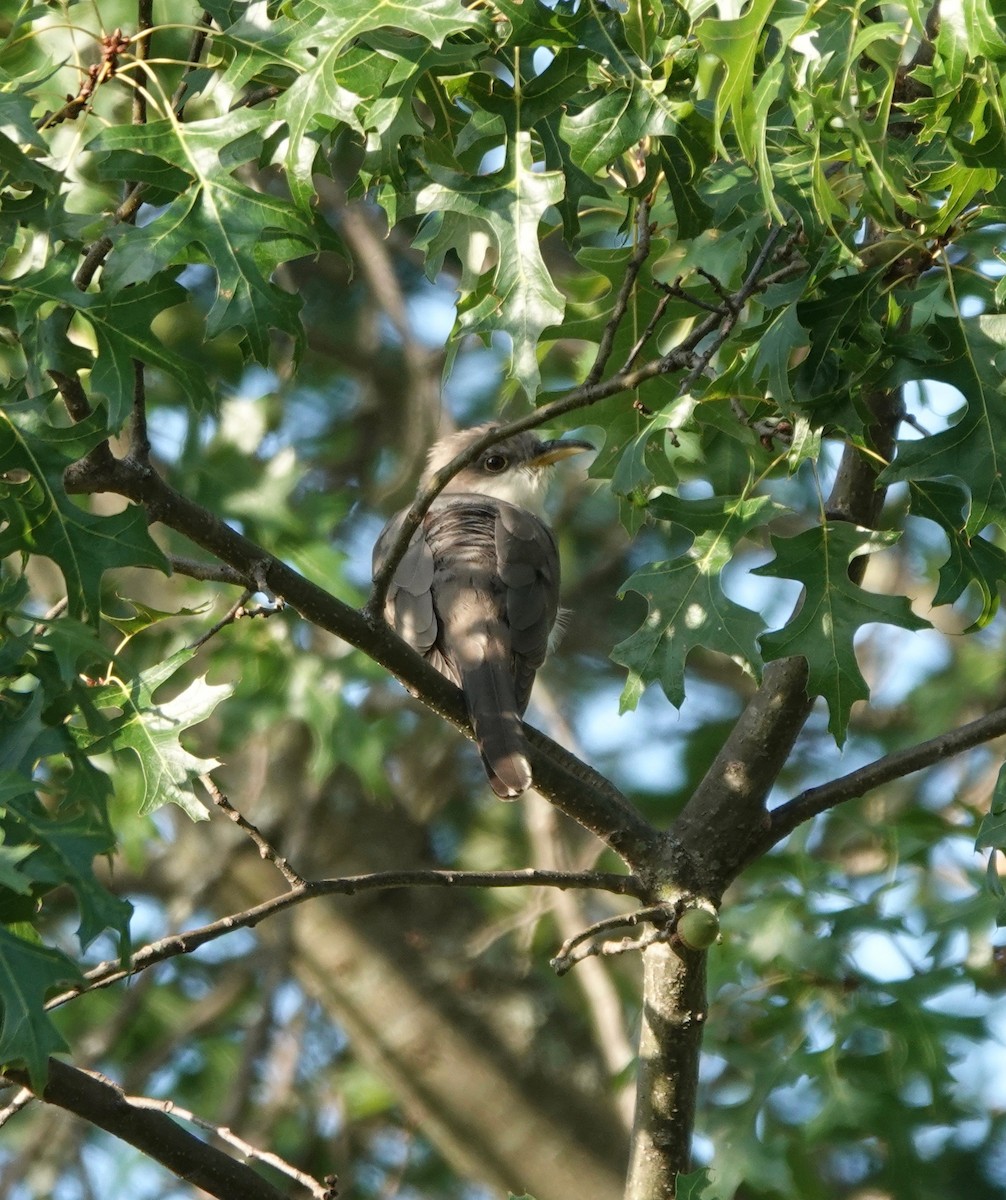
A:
584 195 654 385
661 384 906 899
198 773 306 887
758 703 1006 853
625 942 707 1199
167 554 254 586
365 222 798 624
122 1093 337 1200
46 866 645 1011
1 1059 292 1200
63 439 659 866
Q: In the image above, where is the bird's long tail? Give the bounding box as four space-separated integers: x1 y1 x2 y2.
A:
459 656 532 799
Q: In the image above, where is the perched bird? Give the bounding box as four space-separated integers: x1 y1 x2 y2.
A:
373 424 593 798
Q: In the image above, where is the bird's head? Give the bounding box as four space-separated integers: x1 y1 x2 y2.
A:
423 424 594 510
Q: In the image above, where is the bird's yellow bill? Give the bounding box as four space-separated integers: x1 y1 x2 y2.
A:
530 439 594 467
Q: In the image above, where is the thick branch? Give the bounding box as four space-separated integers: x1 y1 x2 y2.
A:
47 867 644 1011
625 942 707 1200
2 1059 289 1200
64 436 658 865
662 386 906 898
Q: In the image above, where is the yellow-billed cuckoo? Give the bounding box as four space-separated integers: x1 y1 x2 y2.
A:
373 424 593 798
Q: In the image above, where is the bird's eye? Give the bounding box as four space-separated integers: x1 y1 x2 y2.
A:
484 454 508 473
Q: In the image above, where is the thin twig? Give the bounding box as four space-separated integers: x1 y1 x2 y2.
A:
585 196 655 386
131 1 153 127
47 369 93 422
553 924 674 974
551 904 672 974
123 1094 338 1200
760 703 1006 852
170 11 214 116
623 291 672 372
130 359 151 464
230 84 282 111
199 774 307 888
1 1061 291 1200
0 1088 34 1129
36 28 133 130
187 590 256 650
656 277 725 316
677 225 786 393
75 187 146 290
46 867 644 1010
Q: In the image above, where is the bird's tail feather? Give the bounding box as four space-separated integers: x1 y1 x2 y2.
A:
460 659 531 799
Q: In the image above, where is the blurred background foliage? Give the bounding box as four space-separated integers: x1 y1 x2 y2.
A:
2 1 1006 1198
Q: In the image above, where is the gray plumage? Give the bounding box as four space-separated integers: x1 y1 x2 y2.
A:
373 424 591 798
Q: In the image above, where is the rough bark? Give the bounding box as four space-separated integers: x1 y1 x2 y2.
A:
625 942 707 1200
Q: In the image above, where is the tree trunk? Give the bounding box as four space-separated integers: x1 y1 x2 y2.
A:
625 940 708 1199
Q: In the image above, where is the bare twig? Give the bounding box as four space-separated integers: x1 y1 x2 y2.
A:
45 866 644 1011
1 1060 291 1200
199 774 307 887
47 369 94 423
36 28 133 130
0 1088 34 1129
758 704 1006 853
187 590 283 652
622 290 672 372
230 84 282 110
551 904 672 975
123 1093 338 1199
677 225 786 393
585 196 655 386
75 187 146 290
170 11 214 115
129 359 152 464
131 1 154 127
553 924 674 974
656 277 725 316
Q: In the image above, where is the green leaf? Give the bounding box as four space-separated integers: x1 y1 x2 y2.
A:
0 403 169 624
80 650 232 819
976 761 1006 851
755 524 930 742
403 133 565 398
560 81 681 177
909 480 1006 627
278 0 488 206
4 791 132 950
0 927 82 1090
4 261 213 426
86 110 330 362
695 0 776 158
674 1168 716 1200
938 0 1006 88
612 495 773 710
882 316 1006 534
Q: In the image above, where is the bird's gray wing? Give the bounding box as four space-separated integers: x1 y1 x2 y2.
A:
495 502 560 715
372 511 446 669
422 498 532 798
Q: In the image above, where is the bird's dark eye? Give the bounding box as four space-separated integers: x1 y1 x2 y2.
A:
484 454 508 473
